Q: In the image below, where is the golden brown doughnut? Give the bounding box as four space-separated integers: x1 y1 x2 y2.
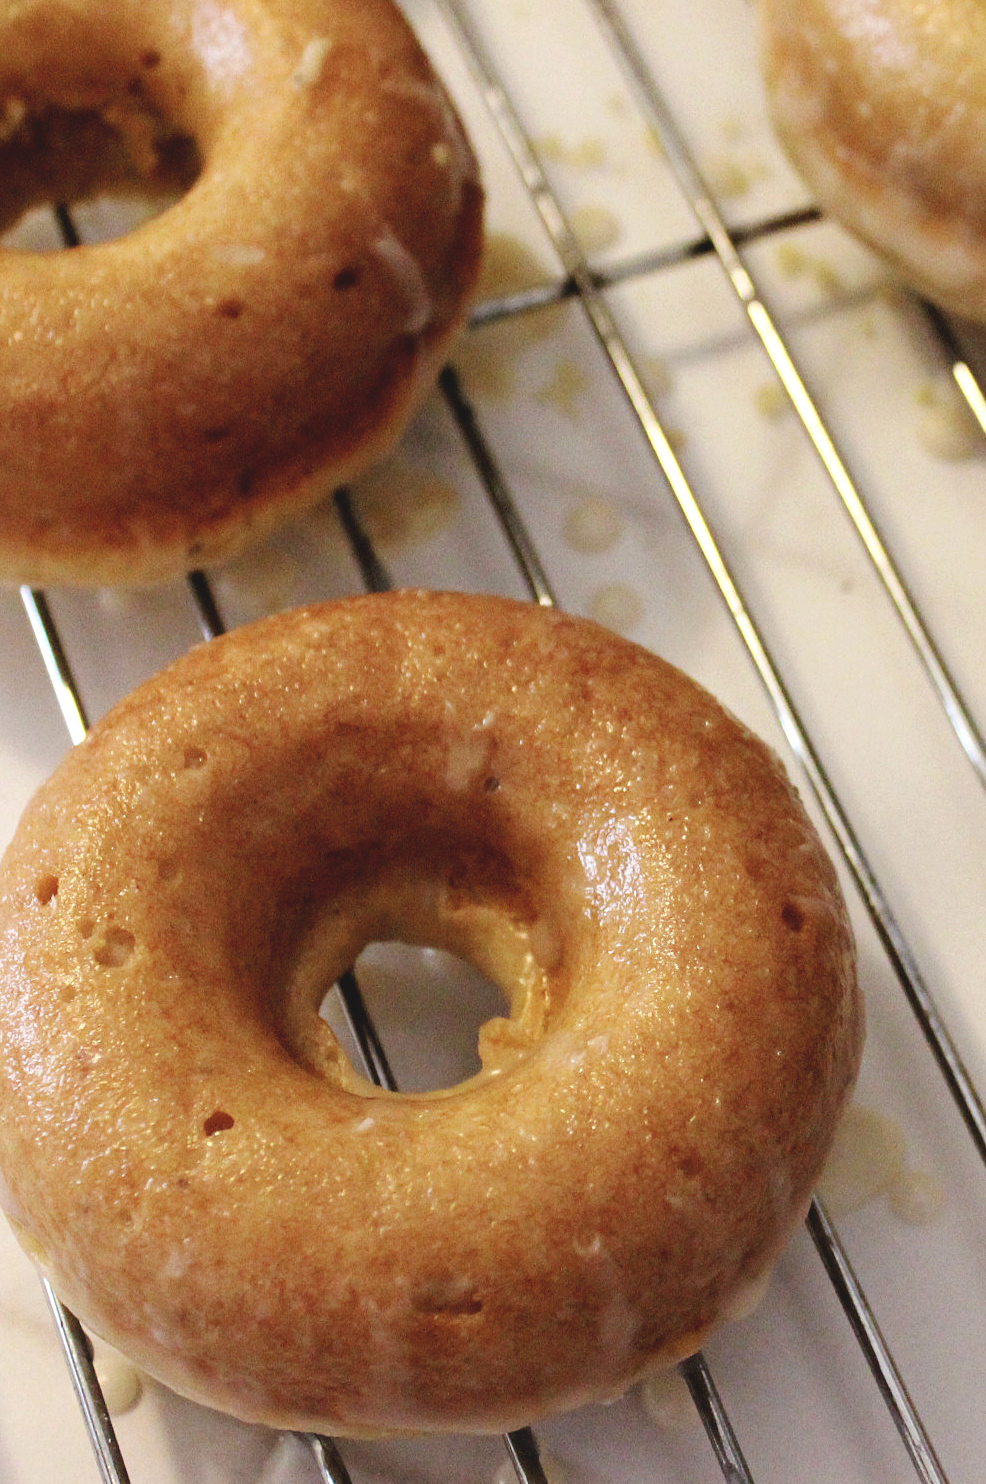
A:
0 0 483 587
759 0 986 320
0 590 862 1436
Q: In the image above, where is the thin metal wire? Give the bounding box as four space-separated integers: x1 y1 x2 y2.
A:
467 204 822 329
503 1426 552 1483
433 7 980 1481
439 364 558 606
584 0 986 792
806 1200 951 1484
187 568 227 641
921 299 986 441
678 1354 756 1484
53 201 81 248
435 0 986 1181
334 487 395 593
335 968 400 1093
42 1282 131 1484
304 1432 357 1484
19 588 89 744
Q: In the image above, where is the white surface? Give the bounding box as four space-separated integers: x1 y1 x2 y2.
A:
2 0 986 1481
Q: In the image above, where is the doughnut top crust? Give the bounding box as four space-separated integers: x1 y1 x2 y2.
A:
0 591 862 1436
0 0 483 585
759 0 986 318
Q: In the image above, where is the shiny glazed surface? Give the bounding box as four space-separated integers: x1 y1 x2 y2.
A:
0 0 483 584
759 0 986 318
0 591 862 1436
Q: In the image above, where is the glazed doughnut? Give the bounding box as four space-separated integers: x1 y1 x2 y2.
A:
0 0 483 587
0 590 862 1436
759 0 986 320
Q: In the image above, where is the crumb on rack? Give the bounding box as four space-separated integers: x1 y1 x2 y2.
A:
912 378 982 461
774 240 844 297
536 358 589 418
818 1102 946 1224
538 132 608 170
703 152 762 201
353 458 461 549
639 1367 698 1431
640 355 674 399
563 496 622 554
215 545 302 614
642 125 666 159
94 1346 143 1416
754 379 788 420
587 582 643 634
570 203 622 255
455 232 566 401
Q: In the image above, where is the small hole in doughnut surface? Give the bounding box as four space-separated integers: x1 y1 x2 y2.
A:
320 943 508 1094
92 926 136 968
411 1276 483 1318
203 1109 235 1136
333 264 361 291
34 873 58 905
781 901 805 933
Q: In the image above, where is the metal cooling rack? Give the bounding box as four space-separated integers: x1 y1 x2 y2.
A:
1 1 985 1481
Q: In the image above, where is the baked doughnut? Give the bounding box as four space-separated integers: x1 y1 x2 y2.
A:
759 0 986 320
0 0 483 587
0 590 862 1436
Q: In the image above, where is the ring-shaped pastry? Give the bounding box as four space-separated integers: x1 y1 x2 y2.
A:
760 0 986 320
0 0 483 584
0 590 862 1435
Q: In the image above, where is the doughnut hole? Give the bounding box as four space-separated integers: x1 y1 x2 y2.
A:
280 873 564 1098
321 942 510 1094
0 23 203 246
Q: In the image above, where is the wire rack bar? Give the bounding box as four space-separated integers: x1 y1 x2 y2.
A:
806 1201 951 1484
582 0 986 790
333 355 765 1484
439 364 558 606
326 495 553 1484
920 297 986 440
334 487 396 594
679 1354 756 1484
581 0 986 1171
304 1433 357 1484
19 587 89 744
42 1281 132 1484
467 204 821 332
335 967 401 1093
187 568 228 641
429 5 982 1479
